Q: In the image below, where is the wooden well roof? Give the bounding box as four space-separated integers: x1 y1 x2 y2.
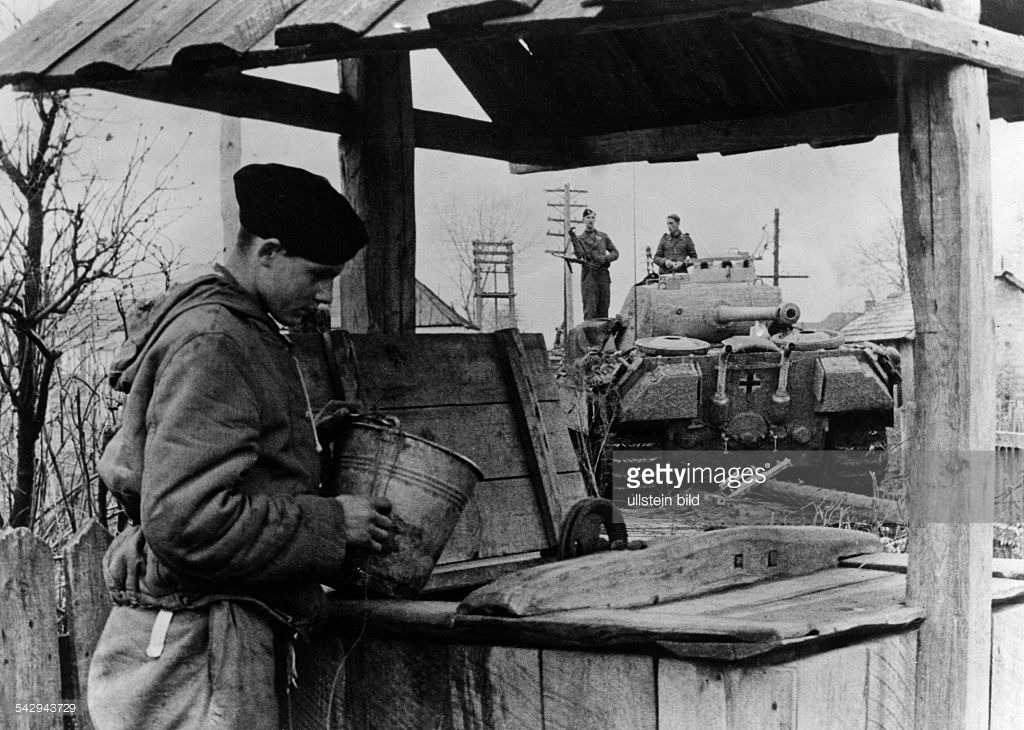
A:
2 0 1024 171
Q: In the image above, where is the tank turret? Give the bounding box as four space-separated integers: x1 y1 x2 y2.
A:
559 254 900 497
617 256 803 347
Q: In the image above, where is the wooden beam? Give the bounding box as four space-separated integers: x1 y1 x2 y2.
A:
510 91 1024 173
897 0 994 726
85 67 1024 175
495 329 568 544
758 0 1024 81
219 116 241 255
413 109 567 164
338 54 417 334
85 70 563 164
92 71 355 136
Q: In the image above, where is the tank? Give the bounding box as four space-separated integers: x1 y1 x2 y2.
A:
559 254 901 495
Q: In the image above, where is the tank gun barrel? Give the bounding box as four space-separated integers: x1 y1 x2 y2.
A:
713 303 800 327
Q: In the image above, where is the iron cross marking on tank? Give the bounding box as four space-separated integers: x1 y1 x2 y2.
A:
740 371 761 394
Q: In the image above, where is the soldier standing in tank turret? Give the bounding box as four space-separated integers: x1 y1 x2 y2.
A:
569 207 619 319
653 213 698 274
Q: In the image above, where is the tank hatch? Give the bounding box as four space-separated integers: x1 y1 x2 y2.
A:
635 336 711 356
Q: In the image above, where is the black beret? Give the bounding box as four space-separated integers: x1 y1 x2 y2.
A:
233 163 368 266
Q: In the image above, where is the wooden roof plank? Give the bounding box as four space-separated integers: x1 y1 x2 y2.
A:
757 0 1024 82
440 41 571 132
46 0 223 76
274 0 403 46
0 0 139 79
141 0 307 69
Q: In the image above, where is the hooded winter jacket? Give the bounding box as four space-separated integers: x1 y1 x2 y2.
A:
98 266 348 636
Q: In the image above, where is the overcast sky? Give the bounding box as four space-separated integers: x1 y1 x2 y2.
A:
4 0 1024 338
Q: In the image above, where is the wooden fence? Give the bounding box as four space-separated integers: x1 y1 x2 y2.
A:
998 399 1024 433
1 521 111 730
0 520 394 730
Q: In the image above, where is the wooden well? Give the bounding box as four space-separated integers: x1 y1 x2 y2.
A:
299 545 1024 730
1 0 1021 727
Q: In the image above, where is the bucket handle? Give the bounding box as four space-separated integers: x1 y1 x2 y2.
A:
352 413 402 431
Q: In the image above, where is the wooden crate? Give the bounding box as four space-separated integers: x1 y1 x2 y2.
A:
291 330 588 590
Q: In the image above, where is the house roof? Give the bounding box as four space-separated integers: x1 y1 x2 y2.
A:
415 280 478 330
840 291 915 344
2 1 1024 171
800 310 859 333
840 270 1023 343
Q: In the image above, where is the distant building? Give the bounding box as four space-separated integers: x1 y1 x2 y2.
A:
800 311 861 333
995 271 1024 403
414 280 479 333
840 272 1024 405
840 293 916 402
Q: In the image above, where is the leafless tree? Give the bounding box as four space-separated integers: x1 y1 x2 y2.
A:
854 202 908 302
435 191 540 328
0 87 185 530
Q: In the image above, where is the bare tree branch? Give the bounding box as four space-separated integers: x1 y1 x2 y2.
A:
0 83 189 531
853 200 908 301
434 190 540 328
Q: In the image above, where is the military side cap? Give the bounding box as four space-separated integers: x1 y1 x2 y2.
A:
234 163 368 265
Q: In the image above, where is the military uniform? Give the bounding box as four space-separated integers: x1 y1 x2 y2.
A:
570 227 619 319
653 231 698 273
89 164 376 730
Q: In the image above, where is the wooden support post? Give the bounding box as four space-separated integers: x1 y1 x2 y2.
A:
337 54 416 334
219 116 241 255
898 1 994 728
496 328 567 542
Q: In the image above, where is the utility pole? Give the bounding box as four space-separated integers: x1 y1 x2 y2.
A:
545 183 587 335
773 207 780 287
758 208 808 284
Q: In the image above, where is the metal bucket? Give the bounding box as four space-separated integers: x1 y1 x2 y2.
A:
328 418 482 598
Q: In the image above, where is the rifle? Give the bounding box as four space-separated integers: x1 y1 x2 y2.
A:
546 250 600 271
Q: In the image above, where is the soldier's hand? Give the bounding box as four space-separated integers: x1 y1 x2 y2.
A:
335 495 394 552
568 226 576 237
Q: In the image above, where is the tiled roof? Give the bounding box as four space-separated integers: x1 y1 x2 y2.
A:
840 292 915 343
801 311 860 333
